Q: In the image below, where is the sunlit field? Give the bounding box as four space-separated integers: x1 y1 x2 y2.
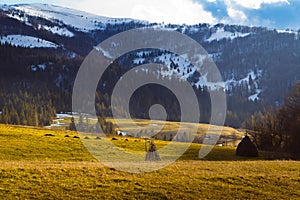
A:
0 124 299 199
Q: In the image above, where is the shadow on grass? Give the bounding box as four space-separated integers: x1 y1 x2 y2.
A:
179 144 263 161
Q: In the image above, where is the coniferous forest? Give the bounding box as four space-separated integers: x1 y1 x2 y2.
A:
0 43 264 128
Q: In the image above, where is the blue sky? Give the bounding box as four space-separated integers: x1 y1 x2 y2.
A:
1 0 299 30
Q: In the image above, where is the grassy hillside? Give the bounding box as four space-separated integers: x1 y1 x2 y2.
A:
0 124 299 199
0 124 93 161
57 116 245 146
0 124 251 161
108 118 244 140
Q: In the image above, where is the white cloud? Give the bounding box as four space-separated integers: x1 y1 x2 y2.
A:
231 0 290 9
221 0 248 25
220 0 290 27
62 0 216 25
229 7 247 21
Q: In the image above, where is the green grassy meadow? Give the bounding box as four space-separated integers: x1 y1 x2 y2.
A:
0 124 299 199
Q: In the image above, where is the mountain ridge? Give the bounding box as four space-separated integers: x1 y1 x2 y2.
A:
1 3 300 127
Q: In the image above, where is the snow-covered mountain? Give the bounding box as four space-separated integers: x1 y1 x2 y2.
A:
0 3 300 106
1 4 144 32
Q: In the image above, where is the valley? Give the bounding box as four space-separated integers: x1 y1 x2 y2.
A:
0 2 300 199
0 124 299 199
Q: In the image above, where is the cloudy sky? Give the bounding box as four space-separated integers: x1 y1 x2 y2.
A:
1 0 299 30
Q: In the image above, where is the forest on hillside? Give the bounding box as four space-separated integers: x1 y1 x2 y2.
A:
0 44 264 128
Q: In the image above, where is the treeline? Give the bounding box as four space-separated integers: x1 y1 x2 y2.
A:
0 79 72 126
0 90 56 126
247 83 300 158
0 44 78 126
69 115 116 135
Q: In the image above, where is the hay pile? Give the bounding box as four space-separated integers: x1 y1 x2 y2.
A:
236 135 258 157
145 141 161 161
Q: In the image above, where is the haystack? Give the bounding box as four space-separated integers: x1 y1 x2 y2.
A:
236 135 258 157
145 141 161 161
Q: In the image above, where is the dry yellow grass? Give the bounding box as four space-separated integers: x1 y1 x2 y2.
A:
0 124 299 199
0 160 299 199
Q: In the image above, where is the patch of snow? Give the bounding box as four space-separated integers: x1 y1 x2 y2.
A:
51 122 69 127
195 69 263 91
136 51 152 57
0 35 58 48
41 25 74 37
31 65 38 72
248 89 262 101
238 71 255 84
276 29 298 34
213 70 263 91
94 46 114 59
184 26 201 34
31 64 46 71
194 73 226 90
55 112 81 119
151 24 178 31
206 27 250 42
133 58 146 64
57 113 73 118
237 70 262 89
276 29 299 40
7 12 32 27
38 64 46 70
154 53 196 79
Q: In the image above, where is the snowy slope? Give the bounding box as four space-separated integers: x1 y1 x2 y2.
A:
40 25 74 37
4 8 75 37
154 53 195 79
131 51 199 81
206 27 250 42
132 50 263 96
8 4 143 32
0 35 59 48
